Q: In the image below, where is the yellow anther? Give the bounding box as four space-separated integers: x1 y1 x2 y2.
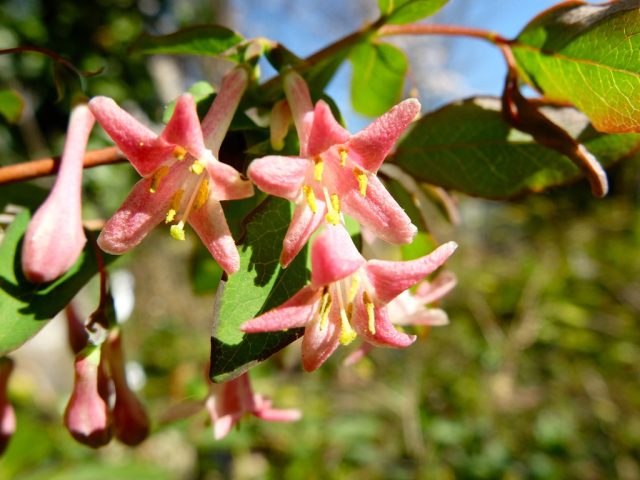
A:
149 166 170 193
189 159 206 175
347 275 361 303
363 291 376 335
339 309 357 345
325 211 340 225
194 178 210 209
170 221 186 241
165 209 176 224
339 148 348 167
318 291 332 331
354 168 368 197
173 146 188 161
330 194 340 214
313 157 324 182
170 189 184 212
303 185 318 213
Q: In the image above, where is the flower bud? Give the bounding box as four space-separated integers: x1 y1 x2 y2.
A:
106 330 150 446
64 347 113 448
0 358 16 456
21 104 94 283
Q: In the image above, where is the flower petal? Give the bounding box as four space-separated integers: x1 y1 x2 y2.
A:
241 286 320 333
310 224 365 288
248 156 308 201
337 172 417 244
365 241 458 304
306 101 350 157
301 304 341 372
98 163 187 254
352 296 416 348
347 98 420 173
280 201 326 268
89 96 174 176
188 196 240 275
253 397 302 422
160 94 207 159
415 271 457 305
207 160 254 201
342 343 374 366
401 308 449 327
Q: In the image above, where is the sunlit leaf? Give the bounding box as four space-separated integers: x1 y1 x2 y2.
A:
350 41 407 116
513 0 640 133
393 97 640 198
378 0 449 24
210 197 308 382
0 211 114 355
131 25 244 59
0 89 24 124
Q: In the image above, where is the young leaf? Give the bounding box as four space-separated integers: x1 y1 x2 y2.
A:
378 0 449 25
393 97 640 199
131 25 244 59
0 211 114 355
0 89 24 124
210 197 308 383
350 41 407 116
512 0 640 133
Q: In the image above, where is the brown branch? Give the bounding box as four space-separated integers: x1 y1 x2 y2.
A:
0 147 125 185
378 23 510 45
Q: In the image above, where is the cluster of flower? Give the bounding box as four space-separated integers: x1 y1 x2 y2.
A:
9 65 457 446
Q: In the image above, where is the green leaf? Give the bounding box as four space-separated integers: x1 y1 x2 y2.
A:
0 89 24 124
210 197 308 382
350 41 407 116
512 0 640 133
131 25 244 59
0 211 114 355
378 0 448 24
393 97 640 198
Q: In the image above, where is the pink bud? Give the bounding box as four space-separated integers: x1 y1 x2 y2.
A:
21 104 94 283
106 330 150 446
64 347 113 448
0 358 16 456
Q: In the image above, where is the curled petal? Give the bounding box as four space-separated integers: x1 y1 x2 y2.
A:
347 98 421 173
248 156 308 201
242 286 320 333
352 296 415 348
189 196 240 275
301 304 341 372
98 164 187 254
281 201 326 268
161 94 207 159
415 271 457 305
253 401 302 422
338 173 417 244
306 101 350 157
365 241 458 304
89 96 174 176
311 224 365 288
207 159 254 201
401 308 449 327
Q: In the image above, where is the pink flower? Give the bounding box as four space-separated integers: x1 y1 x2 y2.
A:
0 358 16 456
205 373 301 440
242 224 457 371
248 72 419 267
88 67 253 274
21 104 95 283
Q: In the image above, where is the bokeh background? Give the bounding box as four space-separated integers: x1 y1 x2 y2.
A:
1 0 639 478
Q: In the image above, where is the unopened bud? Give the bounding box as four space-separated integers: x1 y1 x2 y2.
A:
21 104 94 283
0 358 16 456
270 99 292 151
64 347 113 448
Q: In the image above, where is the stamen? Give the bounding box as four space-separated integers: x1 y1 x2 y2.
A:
323 187 340 226
339 148 348 167
318 291 332 331
339 309 357 345
313 157 324 182
189 159 206 175
170 221 186 241
363 291 376 335
165 209 176 223
303 185 318 213
194 178 210 209
173 146 188 161
331 194 340 214
354 168 368 197
149 166 170 193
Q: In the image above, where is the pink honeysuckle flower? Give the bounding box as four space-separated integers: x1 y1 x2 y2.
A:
242 224 457 371
0 358 16 456
21 104 95 283
248 71 420 267
344 271 457 366
88 67 253 274
205 373 301 440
